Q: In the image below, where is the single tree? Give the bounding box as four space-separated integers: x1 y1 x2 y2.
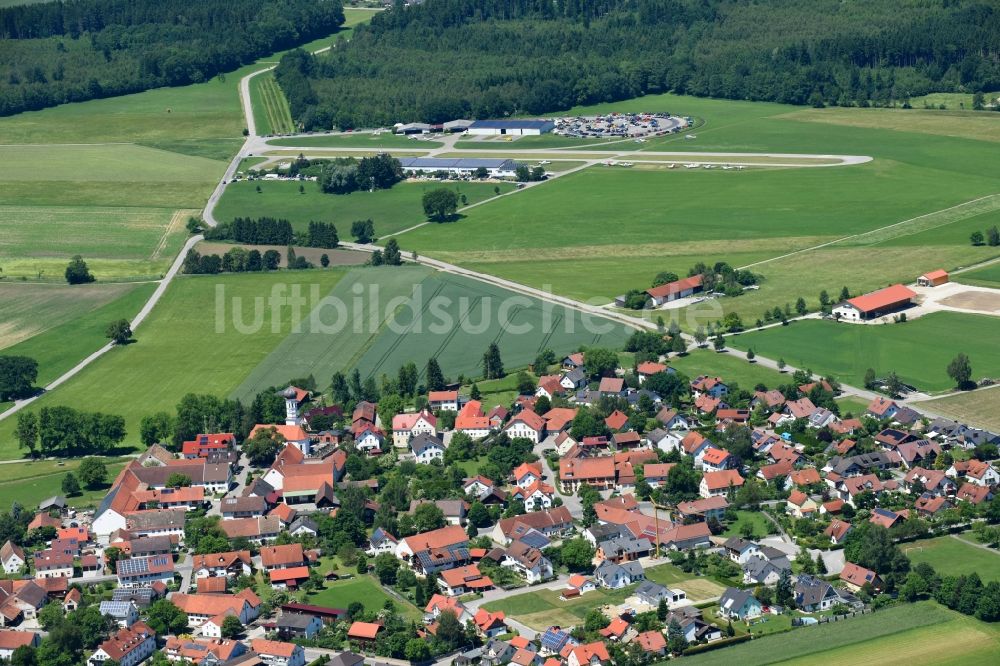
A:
78 458 108 489
971 230 985 246
65 255 95 284
383 238 402 265
15 412 39 458
713 334 726 351
426 357 446 391
61 472 80 496
795 297 807 315
469 383 481 400
422 188 460 221
482 343 505 379
747 348 755 363
105 319 133 345
320 254 329 268
694 325 708 347
988 226 1000 247
777 358 787 372
864 367 878 389
947 353 973 389
220 614 243 638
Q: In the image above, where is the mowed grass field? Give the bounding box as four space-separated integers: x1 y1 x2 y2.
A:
680 602 998 666
0 271 345 458
0 458 128 511
213 180 515 237
482 586 633 631
230 265 633 401
917 387 1000 433
306 575 422 622
251 72 295 136
0 282 156 386
667 349 786 390
901 535 1000 582
392 92 1000 324
729 312 1000 393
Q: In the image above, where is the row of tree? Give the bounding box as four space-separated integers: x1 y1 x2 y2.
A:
16 406 126 457
0 0 346 117
273 0 1000 131
206 217 295 246
317 154 404 195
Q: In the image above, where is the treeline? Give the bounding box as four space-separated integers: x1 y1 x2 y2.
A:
0 0 345 116
274 0 1000 130
206 217 294 245
182 247 281 274
16 406 125 457
318 154 404 195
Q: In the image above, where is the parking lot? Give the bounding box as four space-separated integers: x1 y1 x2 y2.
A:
554 112 688 139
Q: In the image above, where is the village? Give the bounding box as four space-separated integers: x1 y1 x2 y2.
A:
0 339 998 666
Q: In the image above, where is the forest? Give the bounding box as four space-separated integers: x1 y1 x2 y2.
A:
0 0 345 116
274 0 1000 130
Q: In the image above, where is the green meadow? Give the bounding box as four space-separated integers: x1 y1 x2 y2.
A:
391 92 1000 324
0 282 156 385
901 536 1000 582
955 262 1000 288
0 270 345 458
730 312 1000 393
214 179 515 237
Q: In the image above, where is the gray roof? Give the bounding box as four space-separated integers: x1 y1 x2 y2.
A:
635 580 670 602
327 655 364 666
129 535 173 555
289 516 318 533
723 537 757 553
39 495 66 510
276 613 317 629
564 368 586 383
719 587 758 612
411 434 444 455
99 600 137 618
795 574 838 607
125 509 186 531
598 536 651 557
220 496 267 514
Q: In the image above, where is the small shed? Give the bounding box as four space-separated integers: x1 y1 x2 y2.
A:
918 269 949 287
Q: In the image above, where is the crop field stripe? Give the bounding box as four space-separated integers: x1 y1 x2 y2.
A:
259 76 294 135
536 314 562 353
363 280 447 379
741 191 1000 269
427 296 483 371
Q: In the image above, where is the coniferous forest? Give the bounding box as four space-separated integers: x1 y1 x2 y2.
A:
274 0 1000 130
0 0 345 116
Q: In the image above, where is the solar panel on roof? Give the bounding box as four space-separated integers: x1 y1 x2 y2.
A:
519 531 550 549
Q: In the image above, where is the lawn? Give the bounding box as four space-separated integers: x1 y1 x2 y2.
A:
214 180 514 238
901 535 1000 582
461 373 538 413
835 396 872 419
305 575 422 622
0 270 345 458
644 563 727 601
268 133 443 149
482 586 632 631
668 350 786 390
0 282 157 385
679 602 992 666
229 265 633 401
0 458 128 512
917 387 1000 432
722 510 776 540
729 312 1000 393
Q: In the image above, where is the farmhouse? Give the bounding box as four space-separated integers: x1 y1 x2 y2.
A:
646 275 704 306
466 119 556 136
399 157 519 178
833 284 916 321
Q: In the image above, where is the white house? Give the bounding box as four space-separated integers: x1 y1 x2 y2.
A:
0 541 26 575
411 435 445 464
391 410 438 448
251 640 306 666
428 390 461 412
88 626 156 666
503 410 545 444
354 427 385 454
0 631 39 660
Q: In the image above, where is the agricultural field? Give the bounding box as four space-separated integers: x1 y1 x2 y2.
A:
681 602 997 666
268 133 443 149
0 282 156 386
0 270 345 458
392 92 1000 324
251 73 295 136
955 261 1000 288
901 535 1000 582
230 265 632 402
213 180 515 238
917 388 1000 433
667 350 787 390
306 575 422 622
729 312 1000 393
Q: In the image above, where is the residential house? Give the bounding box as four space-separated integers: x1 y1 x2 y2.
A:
947 459 1000 487
251 640 306 666
275 614 323 640
795 575 840 612
676 496 729 523
492 508 573 545
99 601 140 628
566 642 611 666
260 544 306 572
192 551 253 579
439 565 494 596
722 538 760 565
840 563 882 592
428 390 461 412
502 541 553 583
0 631 40 660
455 402 492 439
411 434 445 464
700 470 745 498
473 609 508 639
786 490 818 518
593 560 644 589
691 376 728 399
87 624 156 666
635 581 686 607
503 410 545 444
0 542 25 575
718 588 762 620
824 519 853 545
391 410 438 448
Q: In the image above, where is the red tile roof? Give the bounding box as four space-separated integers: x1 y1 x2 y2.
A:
845 284 916 314
347 622 381 640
